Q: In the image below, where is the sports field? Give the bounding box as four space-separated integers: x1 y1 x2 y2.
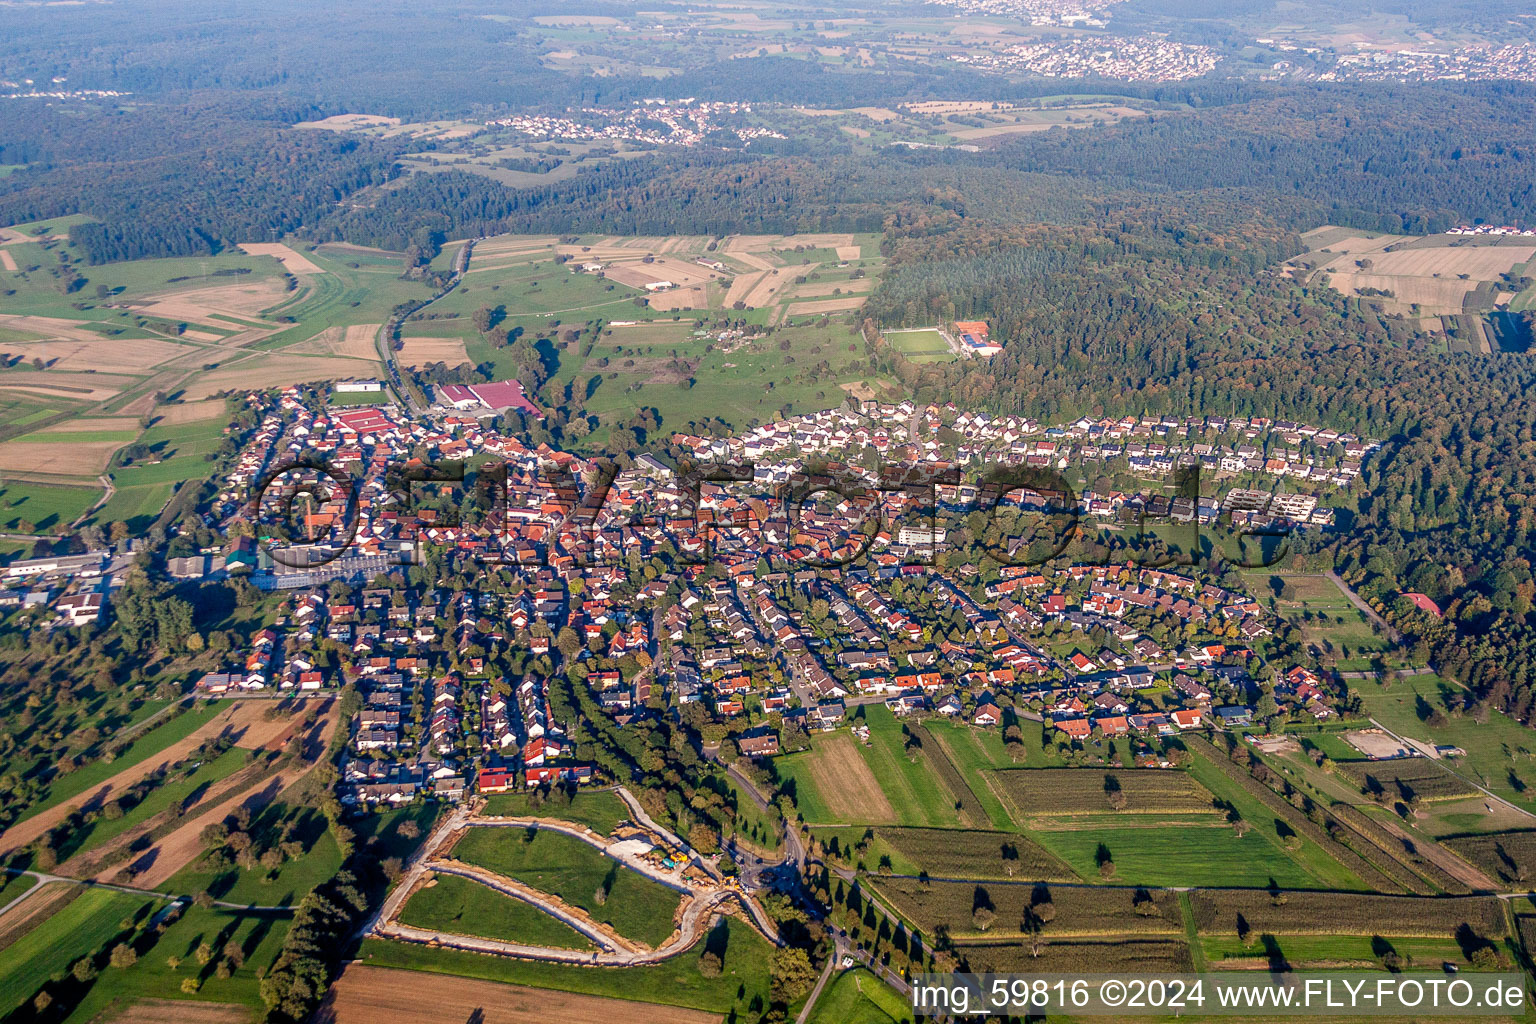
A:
882 328 953 363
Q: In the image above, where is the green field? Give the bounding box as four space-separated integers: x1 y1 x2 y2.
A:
0 886 156 1016
400 873 592 949
358 916 773 1014
61 746 251 861
1029 823 1319 888
59 904 290 1023
0 480 102 532
1258 573 1398 668
777 705 964 829
808 969 911 1024
1351 672 1536 814
450 827 680 947
0 872 36 907
480 789 629 835
162 803 347 907
538 318 883 443
883 328 954 364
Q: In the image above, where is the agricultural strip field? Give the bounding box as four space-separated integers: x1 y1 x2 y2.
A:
1336 757 1478 802
400 873 593 950
1027 823 1319 888
1441 830 1536 885
819 825 1073 881
776 730 897 825
987 767 1216 818
0 886 155 1016
317 965 722 1024
357 916 773 1014
871 876 1182 940
449 828 679 947
1185 736 1410 892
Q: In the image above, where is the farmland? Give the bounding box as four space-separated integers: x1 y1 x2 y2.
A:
1442 830 1536 885
357 916 774 1014
807 969 910 1024
871 876 1183 940
987 767 1217 818
1291 226 1536 328
318 964 722 1024
776 706 962 828
0 886 156 1016
1337 757 1478 802
400 873 593 950
449 828 680 947
1349 672 1536 816
1256 572 1398 669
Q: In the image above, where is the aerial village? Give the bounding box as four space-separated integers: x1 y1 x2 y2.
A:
3 370 1385 812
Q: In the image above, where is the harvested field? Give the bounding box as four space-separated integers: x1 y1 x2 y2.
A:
873 827 1072 880
604 257 719 290
0 314 120 344
723 271 766 307
720 233 854 251
742 269 795 308
0 370 137 399
151 399 228 425
989 768 1215 817
316 965 720 1024
475 235 559 256
1315 241 1536 314
179 354 379 400
295 324 382 360
645 285 711 311
872 876 1181 938
137 276 292 320
0 701 316 859
0 336 189 374
99 999 253 1024
785 297 866 316
801 731 896 824
397 336 470 366
296 113 401 130
1187 889 1505 939
1337 758 1476 801
835 246 862 261
238 242 325 275
0 250 15 273
723 250 776 272
0 439 124 475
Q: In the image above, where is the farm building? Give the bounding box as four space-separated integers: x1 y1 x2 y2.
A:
437 379 544 418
